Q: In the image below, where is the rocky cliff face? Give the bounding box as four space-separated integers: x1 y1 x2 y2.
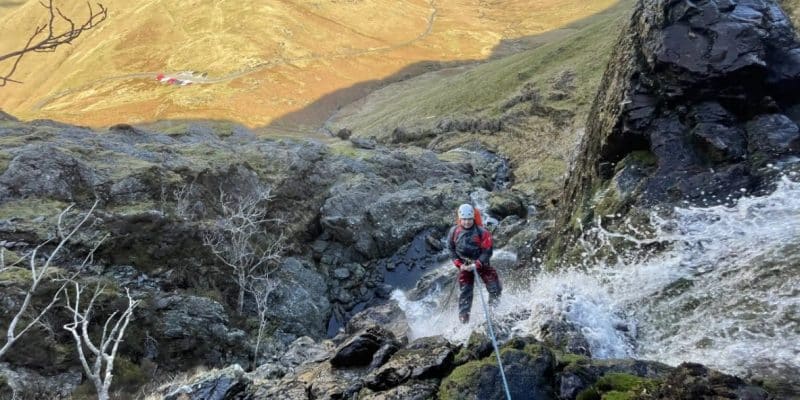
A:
549 0 800 264
0 117 508 397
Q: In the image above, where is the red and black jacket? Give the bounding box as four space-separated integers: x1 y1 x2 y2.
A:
447 224 493 266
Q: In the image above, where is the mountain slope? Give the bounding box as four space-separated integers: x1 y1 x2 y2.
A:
0 0 616 128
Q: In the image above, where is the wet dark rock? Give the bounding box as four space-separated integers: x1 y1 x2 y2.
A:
540 319 591 357
369 342 401 370
331 327 397 368
344 301 410 345
163 364 248 400
364 336 455 391
558 364 595 400
691 123 747 161
746 113 800 155
651 362 770 400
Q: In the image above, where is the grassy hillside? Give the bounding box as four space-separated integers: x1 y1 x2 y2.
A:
326 1 632 203
327 1 628 137
0 0 617 129
782 0 800 27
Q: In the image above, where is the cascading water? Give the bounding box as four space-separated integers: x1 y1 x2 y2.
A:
395 174 800 390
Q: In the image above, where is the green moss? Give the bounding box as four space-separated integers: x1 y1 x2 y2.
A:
439 356 497 400
780 0 800 28
329 142 370 159
577 387 601 400
0 151 11 174
0 267 33 283
578 373 660 400
555 350 590 367
602 391 635 400
0 198 68 220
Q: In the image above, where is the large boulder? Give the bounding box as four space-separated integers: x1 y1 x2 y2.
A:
151 294 247 366
266 258 331 337
364 336 456 391
330 326 399 369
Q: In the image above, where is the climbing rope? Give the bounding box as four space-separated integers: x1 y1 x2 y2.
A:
473 265 512 400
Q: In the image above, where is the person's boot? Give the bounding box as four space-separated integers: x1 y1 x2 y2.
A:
459 313 470 324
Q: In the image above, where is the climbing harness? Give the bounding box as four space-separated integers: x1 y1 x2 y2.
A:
474 265 512 400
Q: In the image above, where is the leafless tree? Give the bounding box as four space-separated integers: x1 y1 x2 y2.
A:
202 187 284 315
247 273 276 368
63 283 139 400
0 200 99 359
0 0 108 87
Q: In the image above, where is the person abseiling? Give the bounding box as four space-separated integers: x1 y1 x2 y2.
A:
447 203 502 324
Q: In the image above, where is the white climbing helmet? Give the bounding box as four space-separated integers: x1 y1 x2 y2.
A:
458 203 475 219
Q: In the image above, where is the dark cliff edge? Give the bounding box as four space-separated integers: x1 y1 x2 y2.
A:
547 0 800 266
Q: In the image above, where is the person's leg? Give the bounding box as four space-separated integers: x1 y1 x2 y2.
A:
458 268 474 323
479 265 502 307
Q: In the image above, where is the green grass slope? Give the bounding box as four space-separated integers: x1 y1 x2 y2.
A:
326 1 631 140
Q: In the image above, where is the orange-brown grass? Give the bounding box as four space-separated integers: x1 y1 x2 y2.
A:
0 0 616 130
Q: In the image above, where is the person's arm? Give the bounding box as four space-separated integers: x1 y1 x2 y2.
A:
476 228 493 268
447 226 464 268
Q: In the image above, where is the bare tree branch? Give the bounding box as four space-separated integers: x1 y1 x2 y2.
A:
0 0 108 87
64 283 139 400
247 272 276 368
0 200 100 360
202 186 284 315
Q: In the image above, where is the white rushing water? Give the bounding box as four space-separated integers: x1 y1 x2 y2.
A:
395 175 800 384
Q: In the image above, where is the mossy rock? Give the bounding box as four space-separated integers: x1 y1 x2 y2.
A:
0 266 33 284
0 198 68 221
440 338 556 400
453 331 493 365
555 350 591 368
577 373 660 400
439 355 504 400
488 191 527 219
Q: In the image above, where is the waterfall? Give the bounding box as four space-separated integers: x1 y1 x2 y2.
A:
396 174 800 385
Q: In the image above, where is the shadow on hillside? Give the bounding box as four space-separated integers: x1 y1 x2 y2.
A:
260 0 627 137
0 1 25 8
